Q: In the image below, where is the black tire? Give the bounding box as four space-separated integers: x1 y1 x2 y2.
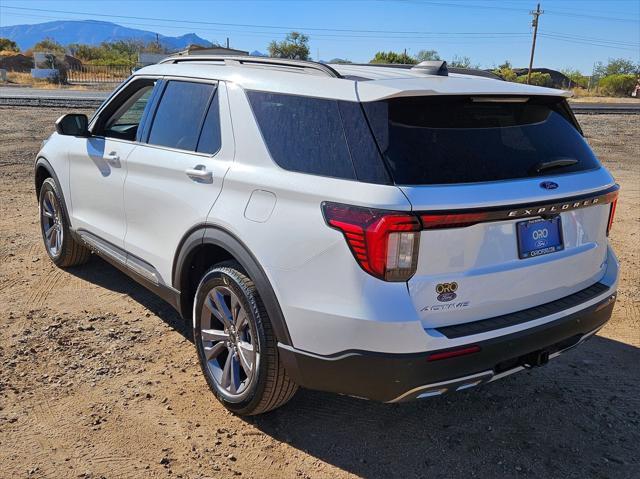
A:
38 177 91 267
193 261 298 415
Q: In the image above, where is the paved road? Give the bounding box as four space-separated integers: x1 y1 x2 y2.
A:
1 86 639 113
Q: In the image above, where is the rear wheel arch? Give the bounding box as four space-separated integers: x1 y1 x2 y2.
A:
173 225 293 346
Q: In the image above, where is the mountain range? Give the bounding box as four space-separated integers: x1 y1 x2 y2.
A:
0 20 214 51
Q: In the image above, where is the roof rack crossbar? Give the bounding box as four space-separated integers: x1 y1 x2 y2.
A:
158 55 342 78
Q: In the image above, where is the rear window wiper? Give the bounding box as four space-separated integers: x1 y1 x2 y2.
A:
532 158 579 174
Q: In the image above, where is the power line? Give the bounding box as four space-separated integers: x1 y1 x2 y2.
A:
0 12 532 43
538 33 639 51
0 5 530 35
0 12 530 40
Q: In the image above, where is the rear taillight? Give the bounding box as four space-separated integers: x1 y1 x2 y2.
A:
420 212 489 229
607 198 617 236
322 202 421 281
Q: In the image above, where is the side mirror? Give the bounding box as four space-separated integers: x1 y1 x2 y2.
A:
55 114 89 136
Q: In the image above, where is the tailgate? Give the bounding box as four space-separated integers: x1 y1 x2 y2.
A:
401 172 617 329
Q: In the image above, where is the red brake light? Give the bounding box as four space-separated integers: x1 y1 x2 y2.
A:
420 212 489 229
322 202 421 281
607 198 617 236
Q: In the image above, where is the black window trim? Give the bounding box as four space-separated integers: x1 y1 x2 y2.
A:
141 76 221 157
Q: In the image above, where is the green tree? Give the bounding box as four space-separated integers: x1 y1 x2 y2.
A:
415 49 440 62
516 72 552 87
449 55 479 69
67 43 101 61
594 58 639 79
268 32 310 60
492 61 517 81
0 38 19 52
370 51 417 64
33 38 65 55
598 74 637 97
560 68 589 89
328 58 352 64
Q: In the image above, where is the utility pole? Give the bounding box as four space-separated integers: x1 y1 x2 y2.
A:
226 37 230 48
527 3 543 84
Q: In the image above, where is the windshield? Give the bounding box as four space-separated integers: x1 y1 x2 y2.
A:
361 96 600 185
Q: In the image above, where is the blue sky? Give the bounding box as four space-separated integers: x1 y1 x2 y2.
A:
1 0 638 72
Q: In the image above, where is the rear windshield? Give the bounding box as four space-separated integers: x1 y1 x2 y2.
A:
362 96 600 185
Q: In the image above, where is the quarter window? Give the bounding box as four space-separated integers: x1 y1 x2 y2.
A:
247 91 356 180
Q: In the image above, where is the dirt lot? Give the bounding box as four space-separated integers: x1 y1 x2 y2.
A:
0 107 638 479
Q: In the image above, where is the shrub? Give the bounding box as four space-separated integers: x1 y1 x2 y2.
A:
598 74 637 97
492 66 517 82
516 72 552 87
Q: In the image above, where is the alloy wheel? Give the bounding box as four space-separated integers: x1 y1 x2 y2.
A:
41 190 63 258
199 285 259 401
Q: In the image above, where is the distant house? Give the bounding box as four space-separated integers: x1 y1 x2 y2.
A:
175 44 249 56
138 52 171 66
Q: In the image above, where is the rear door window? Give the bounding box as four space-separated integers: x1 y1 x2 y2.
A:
362 96 600 185
196 90 222 155
148 81 216 152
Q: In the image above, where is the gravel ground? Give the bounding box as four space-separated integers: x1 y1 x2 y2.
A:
0 107 638 479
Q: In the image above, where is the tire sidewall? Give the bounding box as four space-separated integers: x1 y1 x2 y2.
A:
193 266 269 414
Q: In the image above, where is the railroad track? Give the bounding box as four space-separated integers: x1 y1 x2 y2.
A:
0 96 104 108
1 94 639 114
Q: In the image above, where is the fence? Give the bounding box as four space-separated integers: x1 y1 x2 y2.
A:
66 64 132 84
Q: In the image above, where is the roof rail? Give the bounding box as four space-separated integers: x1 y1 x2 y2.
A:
158 55 342 78
341 63 503 81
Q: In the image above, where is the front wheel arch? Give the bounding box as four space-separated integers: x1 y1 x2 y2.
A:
173 225 293 347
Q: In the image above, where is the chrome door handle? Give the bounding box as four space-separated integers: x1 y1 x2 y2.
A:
105 152 120 166
185 165 213 183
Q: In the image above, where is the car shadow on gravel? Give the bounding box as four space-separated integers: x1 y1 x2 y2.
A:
63 256 639 478
66 255 192 341
248 336 640 479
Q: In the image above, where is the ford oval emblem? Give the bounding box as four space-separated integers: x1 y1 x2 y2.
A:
437 292 457 302
540 181 559 190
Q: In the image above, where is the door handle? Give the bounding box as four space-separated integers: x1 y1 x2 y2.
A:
105 152 120 166
185 165 213 183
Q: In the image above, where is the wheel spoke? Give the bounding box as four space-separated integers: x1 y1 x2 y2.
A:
212 290 233 326
229 354 241 393
234 312 248 331
230 295 240 323
48 225 58 248
55 225 62 250
42 208 53 218
204 294 226 325
201 328 228 342
221 353 232 389
204 341 227 360
237 341 254 376
45 226 54 241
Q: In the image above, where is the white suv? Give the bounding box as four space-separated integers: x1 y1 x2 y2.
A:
35 57 619 415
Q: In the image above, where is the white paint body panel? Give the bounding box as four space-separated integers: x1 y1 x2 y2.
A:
123 82 234 283
68 137 137 248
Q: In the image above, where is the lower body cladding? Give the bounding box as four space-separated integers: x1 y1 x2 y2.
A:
278 292 616 403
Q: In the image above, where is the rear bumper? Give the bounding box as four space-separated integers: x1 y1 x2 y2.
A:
278 291 616 402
